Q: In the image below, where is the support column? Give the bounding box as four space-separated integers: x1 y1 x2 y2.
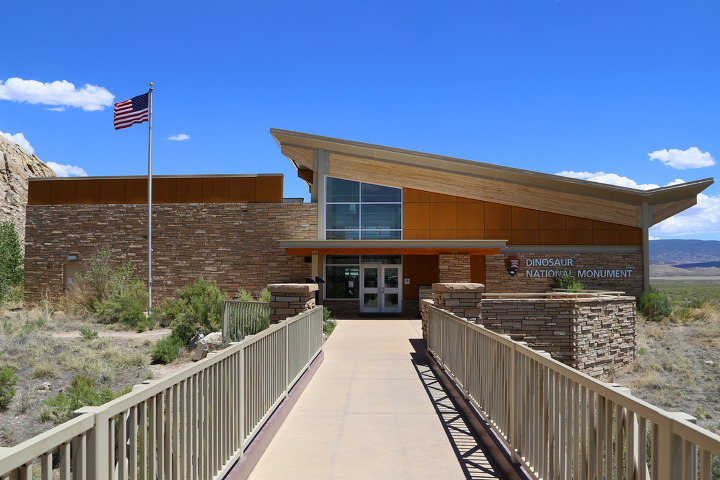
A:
438 253 472 283
640 202 652 294
268 283 319 324
313 148 329 238
432 282 485 323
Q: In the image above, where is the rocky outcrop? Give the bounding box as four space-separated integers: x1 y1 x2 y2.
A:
0 135 56 248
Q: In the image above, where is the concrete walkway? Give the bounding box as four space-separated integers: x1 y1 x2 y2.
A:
247 319 506 480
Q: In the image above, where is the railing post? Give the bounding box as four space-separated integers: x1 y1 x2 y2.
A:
222 300 229 345
654 415 674 480
667 411 698 480
509 341 519 464
239 343 246 454
463 319 468 398
75 406 109 480
285 320 289 399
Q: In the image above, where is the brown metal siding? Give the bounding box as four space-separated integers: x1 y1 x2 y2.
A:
28 175 284 205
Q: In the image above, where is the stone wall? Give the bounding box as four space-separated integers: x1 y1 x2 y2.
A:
480 295 636 377
268 283 318 323
24 202 317 303
438 253 471 282
432 283 484 322
485 251 644 297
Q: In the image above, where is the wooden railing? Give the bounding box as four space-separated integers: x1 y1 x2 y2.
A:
0 306 323 480
222 300 270 343
427 305 720 480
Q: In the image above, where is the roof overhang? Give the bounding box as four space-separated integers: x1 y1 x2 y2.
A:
270 128 714 228
279 239 507 256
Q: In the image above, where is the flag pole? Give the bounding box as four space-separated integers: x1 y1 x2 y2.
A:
147 82 154 312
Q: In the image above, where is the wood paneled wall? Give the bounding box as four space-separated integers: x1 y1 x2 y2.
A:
403 188 642 246
28 176 283 205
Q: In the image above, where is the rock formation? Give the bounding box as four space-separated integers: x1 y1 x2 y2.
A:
0 135 56 248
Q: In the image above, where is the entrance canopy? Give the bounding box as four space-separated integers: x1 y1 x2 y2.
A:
279 239 507 256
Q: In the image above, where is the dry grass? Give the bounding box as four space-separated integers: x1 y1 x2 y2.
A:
616 306 720 434
0 303 174 447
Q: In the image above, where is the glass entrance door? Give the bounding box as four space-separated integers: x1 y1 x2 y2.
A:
360 265 402 313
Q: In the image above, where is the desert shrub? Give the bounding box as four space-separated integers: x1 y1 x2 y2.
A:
323 307 337 336
0 366 18 409
637 286 672 322
153 277 226 334
259 288 271 303
174 277 226 332
236 287 270 303
40 375 131 424
79 327 98 340
74 249 150 331
151 337 183 364
0 222 23 305
150 278 228 363
151 313 205 364
549 268 585 291
236 287 254 302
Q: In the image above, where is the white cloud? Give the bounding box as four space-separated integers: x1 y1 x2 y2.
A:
651 192 720 237
168 134 190 141
0 130 34 154
648 147 715 169
556 170 720 237
649 236 660 240
0 77 114 111
555 171 662 190
47 162 88 177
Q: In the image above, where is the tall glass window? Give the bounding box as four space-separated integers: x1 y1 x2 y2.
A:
326 177 402 239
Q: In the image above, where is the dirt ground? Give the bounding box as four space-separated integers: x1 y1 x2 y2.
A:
0 307 191 447
613 316 720 434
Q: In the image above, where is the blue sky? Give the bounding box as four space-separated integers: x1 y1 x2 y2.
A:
1 0 719 239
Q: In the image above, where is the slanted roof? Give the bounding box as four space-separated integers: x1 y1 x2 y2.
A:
270 128 713 228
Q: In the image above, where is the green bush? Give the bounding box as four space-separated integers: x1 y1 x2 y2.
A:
550 268 585 291
259 288 271 303
153 278 226 334
637 286 672 322
175 278 226 332
0 222 23 305
323 307 337 336
79 327 98 340
74 249 150 331
236 287 271 303
236 287 254 302
40 375 131 424
151 337 183 364
0 366 18 409
150 278 228 363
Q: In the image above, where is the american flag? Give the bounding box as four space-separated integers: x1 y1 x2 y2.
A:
114 92 149 130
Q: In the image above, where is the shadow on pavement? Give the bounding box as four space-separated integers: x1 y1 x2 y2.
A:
409 339 508 480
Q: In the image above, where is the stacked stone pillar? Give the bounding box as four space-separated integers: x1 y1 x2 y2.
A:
268 283 318 324
432 282 485 323
438 253 471 282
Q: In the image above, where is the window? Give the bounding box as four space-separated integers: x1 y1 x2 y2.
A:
325 177 401 239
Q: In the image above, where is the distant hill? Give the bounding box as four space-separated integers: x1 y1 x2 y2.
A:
650 239 720 265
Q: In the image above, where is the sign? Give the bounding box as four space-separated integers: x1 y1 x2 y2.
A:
519 257 633 279
505 256 520 276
